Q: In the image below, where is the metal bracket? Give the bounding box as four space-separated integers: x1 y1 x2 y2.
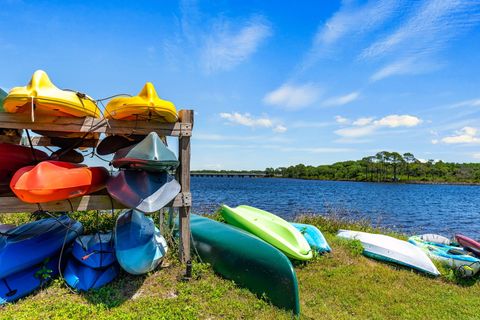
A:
181 192 192 206
179 123 192 137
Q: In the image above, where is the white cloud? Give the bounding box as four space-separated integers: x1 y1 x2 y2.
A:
335 114 422 137
323 91 360 107
263 83 322 110
290 120 332 129
219 112 287 133
202 16 272 73
335 115 349 124
447 99 480 109
441 127 480 144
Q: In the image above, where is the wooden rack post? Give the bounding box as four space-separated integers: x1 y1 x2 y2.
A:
0 110 194 264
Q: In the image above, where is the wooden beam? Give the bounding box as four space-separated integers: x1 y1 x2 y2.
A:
178 110 193 264
0 192 191 213
26 136 99 148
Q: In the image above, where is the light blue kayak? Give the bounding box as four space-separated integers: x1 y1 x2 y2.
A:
63 258 119 291
115 209 168 275
291 223 331 254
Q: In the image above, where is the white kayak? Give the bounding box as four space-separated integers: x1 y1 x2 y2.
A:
337 230 440 276
417 234 451 245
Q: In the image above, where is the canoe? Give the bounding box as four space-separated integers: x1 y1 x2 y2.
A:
72 233 116 269
188 214 300 315
115 209 168 275
417 234 451 245
409 236 480 276
4 70 100 118
220 205 313 261
0 255 60 304
337 230 440 276
107 170 180 213
291 222 331 253
455 234 480 256
105 82 177 122
112 132 179 171
10 161 109 203
0 215 83 279
63 258 119 291
0 143 49 194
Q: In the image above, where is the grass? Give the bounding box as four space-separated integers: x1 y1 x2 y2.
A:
2 210 480 319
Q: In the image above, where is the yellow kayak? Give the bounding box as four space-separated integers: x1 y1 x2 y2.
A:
105 82 178 123
4 70 100 118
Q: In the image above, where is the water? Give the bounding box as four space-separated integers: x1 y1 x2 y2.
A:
191 177 480 238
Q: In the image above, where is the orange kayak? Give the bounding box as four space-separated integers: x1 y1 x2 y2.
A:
10 161 109 203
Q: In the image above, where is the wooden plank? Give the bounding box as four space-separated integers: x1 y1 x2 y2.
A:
0 192 191 213
0 112 192 137
178 110 193 264
26 136 99 147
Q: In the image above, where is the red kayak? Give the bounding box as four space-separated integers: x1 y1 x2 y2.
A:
10 161 109 203
455 234 480 256
0 143 48 193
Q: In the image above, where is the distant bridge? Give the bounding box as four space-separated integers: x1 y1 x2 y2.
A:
191 172 266 178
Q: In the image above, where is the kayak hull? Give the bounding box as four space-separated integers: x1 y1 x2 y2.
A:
72 233 116 269
220 205 312 261
115 210 168 275
64 258 119 291
291 223 331 253
337 230 440 276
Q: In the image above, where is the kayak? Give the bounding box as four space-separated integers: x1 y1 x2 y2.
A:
337 230 440 276
115 209 168 275
112 132 179 172
10 161 109 203
220 205 312 261
0 215 83 279
63 258 119 291
0 224 15 233
0 143 49 194
0 88 6 112
291 222 331 253
107 170 180 213
4 70 100 118
417 234 451 245
455 234 480 256
0 255 60 304
96 135 145 156
188 214 300 315
105 82 177 122
72 233 116 269
409 236 480 276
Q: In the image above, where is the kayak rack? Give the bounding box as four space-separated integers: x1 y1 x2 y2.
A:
0 109 194 265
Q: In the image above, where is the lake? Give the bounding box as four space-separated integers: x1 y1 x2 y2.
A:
191 177 480 238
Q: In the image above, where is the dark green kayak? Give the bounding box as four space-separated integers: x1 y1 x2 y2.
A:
189 214 300 315
0 88 7 112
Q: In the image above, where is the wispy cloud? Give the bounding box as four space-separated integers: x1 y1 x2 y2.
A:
323 91 360 107
334 115 349 124
263 83 322 110
290 120 333 129
335 114 422 137
440 127 480 144
202 16 272 73
219 112 287 133
194 133 291 143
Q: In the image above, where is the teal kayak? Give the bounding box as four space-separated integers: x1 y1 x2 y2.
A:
220 205 312 261
0 88 6 112
189 214 300 315
291 223 331 253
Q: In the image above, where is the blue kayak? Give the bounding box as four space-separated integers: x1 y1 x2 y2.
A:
72 233 115 269
0 215 83 279
63 258 119 291
0 255 60 304
291 223 331 253
115 209 168 275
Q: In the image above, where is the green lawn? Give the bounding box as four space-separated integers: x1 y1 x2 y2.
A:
1 212 480 319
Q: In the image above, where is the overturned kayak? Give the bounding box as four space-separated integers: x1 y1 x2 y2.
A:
4 70 100 118
107 170 180 213
455 234 480 257
0 255 60 304
189 214 300 315
291 223 331 253
63 258 119 291
112 132 179 172
409 236 480 276
220 205 312 261
0 215 83 279
0 143 48 194
11 161 109 203
115 209 168 275
417 234 451 245
337 230 440 276
105 82 177 122
72 233 116 269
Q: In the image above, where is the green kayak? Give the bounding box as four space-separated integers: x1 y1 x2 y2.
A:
220 205 313 261
189 214 300 315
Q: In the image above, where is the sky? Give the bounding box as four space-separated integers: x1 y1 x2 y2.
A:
1 0 480 170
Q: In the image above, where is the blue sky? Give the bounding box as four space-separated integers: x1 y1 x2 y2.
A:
1 0 480 170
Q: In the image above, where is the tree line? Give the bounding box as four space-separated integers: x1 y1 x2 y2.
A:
265 151 480 183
